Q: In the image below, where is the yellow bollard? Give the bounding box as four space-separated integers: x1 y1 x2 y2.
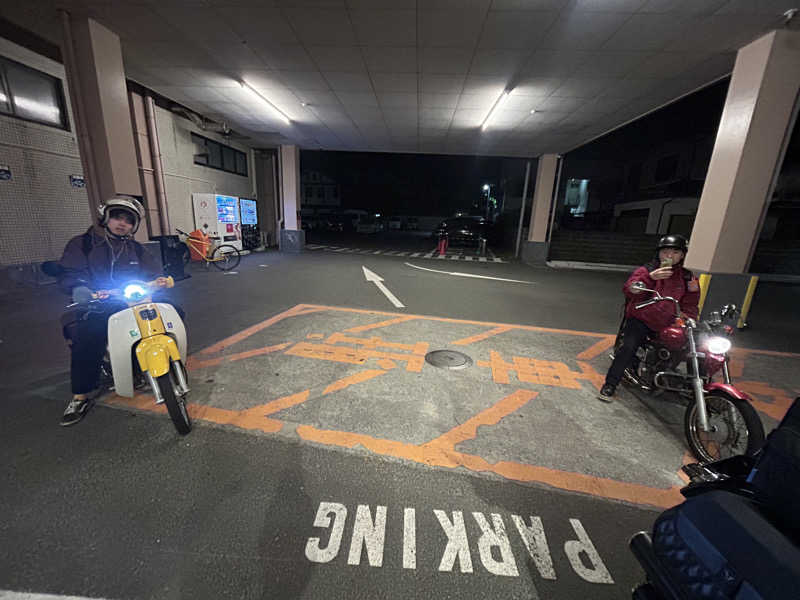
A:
697 274 712 314
737 275 759 329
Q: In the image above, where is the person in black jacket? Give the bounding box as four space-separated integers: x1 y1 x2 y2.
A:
57 196 172 426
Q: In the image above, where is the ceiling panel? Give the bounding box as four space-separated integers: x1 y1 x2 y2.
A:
626 52 702 78
278 70 331 91
362 47 418 72
451 108 487 127
638 0 727 13
378 92 418 109
417 79 465 100
491 0 571 9
539 11 630 50
153 7 241 43
551 77 615 98
200 43 266 69
457 94 499 110
715 0 799 15
241 70 287 91
294 90 342 106
323 70 374 91
335 91 380 107
420 93 460 108
469 49 528 78
663 14 775 53
420 48 475 74
571 51 648 78
534 95 586 111
522 50 590 78
602 14 689 50
571 0 647 12
283 8 357 45
215 6 298 43
306 46 366 72
350 10 417 46
251 45 316 70
479 11 560 50
513 77 563 96
371 72 418 93
503 94 544 112
419 10 486 47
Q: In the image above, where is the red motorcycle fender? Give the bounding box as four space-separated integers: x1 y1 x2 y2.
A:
703 382 752 401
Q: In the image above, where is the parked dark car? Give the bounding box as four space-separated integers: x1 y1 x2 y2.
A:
432 216 487 245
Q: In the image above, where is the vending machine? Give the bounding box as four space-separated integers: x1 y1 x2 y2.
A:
239 197 260 250
192 193 243 250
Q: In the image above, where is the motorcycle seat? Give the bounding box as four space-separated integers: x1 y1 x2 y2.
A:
652 489 800 599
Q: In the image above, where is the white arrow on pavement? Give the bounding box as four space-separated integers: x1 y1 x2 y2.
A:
362 266 405 308
404 262 536 284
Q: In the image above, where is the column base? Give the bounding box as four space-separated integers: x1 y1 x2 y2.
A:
280 229 306 253
521 241 549 265
700 273 757 324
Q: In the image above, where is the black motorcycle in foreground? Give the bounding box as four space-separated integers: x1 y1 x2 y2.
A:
630 397 800 599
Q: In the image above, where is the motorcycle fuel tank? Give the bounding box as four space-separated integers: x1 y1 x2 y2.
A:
658 325 687 350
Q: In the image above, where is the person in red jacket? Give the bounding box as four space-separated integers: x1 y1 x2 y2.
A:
598 234 700 403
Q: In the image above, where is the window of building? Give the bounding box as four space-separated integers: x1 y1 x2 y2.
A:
191 132 248 177
0 55 68 130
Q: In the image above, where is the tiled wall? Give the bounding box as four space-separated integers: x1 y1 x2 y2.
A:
155 106 255 235
0 38 90 266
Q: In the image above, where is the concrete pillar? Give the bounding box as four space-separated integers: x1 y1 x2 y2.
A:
279 144 305 252
685 29 800 275
60 14 142 235
255 150 279 247
521 154 559 265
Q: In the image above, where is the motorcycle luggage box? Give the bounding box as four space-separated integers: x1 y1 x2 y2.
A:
651 490 800 599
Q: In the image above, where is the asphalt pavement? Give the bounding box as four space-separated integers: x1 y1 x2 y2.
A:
1 232 798 600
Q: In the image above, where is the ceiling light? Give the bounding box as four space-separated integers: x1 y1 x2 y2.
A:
240 80 291 125
530 109 536 114
481 91 509 131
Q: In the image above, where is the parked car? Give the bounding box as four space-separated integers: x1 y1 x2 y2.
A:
388 216 403 230
432 216 486 245
356 216 385 234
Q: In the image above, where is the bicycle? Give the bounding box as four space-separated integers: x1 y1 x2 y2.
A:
175 228 241 272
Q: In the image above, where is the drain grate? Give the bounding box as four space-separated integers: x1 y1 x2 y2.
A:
425 350 473 370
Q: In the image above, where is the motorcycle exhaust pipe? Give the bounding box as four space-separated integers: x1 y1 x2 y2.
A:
653 371 691 393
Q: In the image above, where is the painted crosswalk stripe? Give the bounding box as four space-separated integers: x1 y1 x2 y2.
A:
410 252 422 257
479 257 487 262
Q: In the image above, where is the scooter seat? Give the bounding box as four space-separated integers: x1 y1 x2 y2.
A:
652 490 800 599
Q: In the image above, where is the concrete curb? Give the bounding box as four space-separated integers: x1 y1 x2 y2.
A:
546 260 800 283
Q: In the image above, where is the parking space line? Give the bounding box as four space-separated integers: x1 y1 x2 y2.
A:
423 390 538 451
187 342 291 370
323 369 388 395
344 316 419 334
295 425 684 508
451 325 513 346
576 336 617 360
197 306 327 356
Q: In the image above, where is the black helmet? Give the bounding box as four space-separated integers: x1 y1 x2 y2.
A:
657 234 688 253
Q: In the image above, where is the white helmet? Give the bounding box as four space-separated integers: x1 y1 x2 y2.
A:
98 196 145 234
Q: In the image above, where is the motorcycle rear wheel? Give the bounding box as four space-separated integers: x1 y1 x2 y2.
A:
684 392 765 462
156 367 192 435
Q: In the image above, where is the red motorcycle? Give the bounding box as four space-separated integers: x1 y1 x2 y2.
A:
615 281 765 462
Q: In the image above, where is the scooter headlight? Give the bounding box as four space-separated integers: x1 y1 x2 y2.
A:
706 336 731 355
123 283 148 301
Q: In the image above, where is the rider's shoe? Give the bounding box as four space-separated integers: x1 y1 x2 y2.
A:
60 390 99 426
597 384 616 403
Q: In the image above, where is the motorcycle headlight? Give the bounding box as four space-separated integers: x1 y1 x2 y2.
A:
123 283 147 301
706 336 731 355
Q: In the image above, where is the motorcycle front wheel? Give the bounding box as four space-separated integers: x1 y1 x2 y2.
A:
156 367 192 435
684 392 765 462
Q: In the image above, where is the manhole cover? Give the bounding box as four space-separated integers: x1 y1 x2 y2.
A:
425 350 473 370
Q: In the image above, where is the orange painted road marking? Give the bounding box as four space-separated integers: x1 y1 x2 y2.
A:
187 342 291 370
478 351 584 389
576 335 616 360
451 325 513 346
296 425 684 509
424 390 538 450
197 305 326 356
344 316 418 334
323 369 388 395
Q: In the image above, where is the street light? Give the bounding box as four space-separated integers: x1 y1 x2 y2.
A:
482 184 492 220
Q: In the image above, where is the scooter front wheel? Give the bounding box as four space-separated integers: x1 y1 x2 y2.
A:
156 369 192 435
685 392 765 462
